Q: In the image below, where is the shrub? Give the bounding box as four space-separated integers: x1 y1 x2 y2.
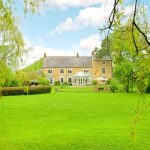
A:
28 85 51 94
106 79 111 85
1 87 25 96
146 85 150 93
8 79 20 87
38 77 50 85
93 80 97 85
137 79 148 93
62 82 68 86
110 78 123 93
54 81 60 86
68 82 72 86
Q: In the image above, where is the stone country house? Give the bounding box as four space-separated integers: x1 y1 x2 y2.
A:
42 51 112 86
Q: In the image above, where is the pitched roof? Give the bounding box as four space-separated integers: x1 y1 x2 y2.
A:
43 56 92 68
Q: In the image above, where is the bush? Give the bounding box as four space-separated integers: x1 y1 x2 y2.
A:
54 81 60 86
38 77 50 85
106 79 111 85
110 79 123 93
61 82 68 86
68 82 72 86
8 79 20 87
93 80 97 85
137 79 148 93
146 82 150 93
1 87 25 96
28 85 51 95
0 85 51 96
146 86 150 93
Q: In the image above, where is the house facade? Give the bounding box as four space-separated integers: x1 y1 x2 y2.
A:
42 51 112 86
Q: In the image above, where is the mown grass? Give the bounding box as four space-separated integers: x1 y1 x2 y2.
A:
0 92 150 150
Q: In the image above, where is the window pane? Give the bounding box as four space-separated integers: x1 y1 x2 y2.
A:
60 69 64 73
102 68 105 73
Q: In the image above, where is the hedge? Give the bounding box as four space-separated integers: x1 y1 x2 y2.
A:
1 87 25 96
0 85 51 96
28 85 51 95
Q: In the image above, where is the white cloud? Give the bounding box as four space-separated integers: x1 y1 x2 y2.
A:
43 0 113 9
79 34 101 51
51 5 113 34
22 33 101 68
21 46 74 68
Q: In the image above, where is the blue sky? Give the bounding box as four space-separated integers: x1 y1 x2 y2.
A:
16 0 150 67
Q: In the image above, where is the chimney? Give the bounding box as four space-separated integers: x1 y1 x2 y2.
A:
91 50 96 56
91 51 94 56
44 53 46 59
76 52 79 58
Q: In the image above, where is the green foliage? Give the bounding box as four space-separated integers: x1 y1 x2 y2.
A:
8 79 20 87
0 0 45 88
114 61 135 92
146 85 150 93
15 71 30 86
99 22 150 93
23 58 44 72
38 77 49 85
96 37 111 58
28 85 51 95
0 1 25 68
1 87 25 96
54 81 60 86
62 82 68 86
1 85 51 96
92 80 97 85
137 79 149 93
0 62 14 87
106 79 111 85
110 78 123 93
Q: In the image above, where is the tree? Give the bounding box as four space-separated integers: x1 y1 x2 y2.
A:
114 61 134 93
96 37 111 58
99 0 150 140
100 0 150 54
0 0 45 86
99 10 150 92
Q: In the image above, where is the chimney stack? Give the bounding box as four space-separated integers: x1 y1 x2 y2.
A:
44 53 46 59
91 50 96 56
91 51 94 56
76 52 79 58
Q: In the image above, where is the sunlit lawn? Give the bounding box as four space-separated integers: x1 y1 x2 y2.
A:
0 91 150 150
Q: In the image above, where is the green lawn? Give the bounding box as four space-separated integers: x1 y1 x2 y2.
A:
0 92 150 150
